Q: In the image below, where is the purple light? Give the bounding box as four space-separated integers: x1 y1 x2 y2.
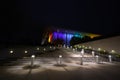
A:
52 32 74 45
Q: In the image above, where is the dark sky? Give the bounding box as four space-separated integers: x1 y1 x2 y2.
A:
0 0 120 44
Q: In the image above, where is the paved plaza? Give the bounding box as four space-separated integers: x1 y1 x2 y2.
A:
0 47 120 80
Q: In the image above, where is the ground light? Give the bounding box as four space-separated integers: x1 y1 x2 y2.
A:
81 49 84 57
108 55 112 62
59 55 62 65
24 50 28 53
10 50 13 54
53 47 56 50
92 51 95 57
63 44 66 48
80 49 84 65
95 55 99 63
37 47 40 50
31 55 35 67
43 48 46 51
111 50 116 53
73 48 75 53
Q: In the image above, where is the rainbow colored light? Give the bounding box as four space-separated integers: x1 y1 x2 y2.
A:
48 33 53 43
48 30 101 45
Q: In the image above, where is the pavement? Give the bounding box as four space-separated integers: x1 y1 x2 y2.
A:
0 47 120 80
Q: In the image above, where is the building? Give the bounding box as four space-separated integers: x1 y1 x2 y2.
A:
42 27 101 46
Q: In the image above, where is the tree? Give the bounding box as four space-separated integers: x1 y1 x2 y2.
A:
53 38 64 46
70 37 82 46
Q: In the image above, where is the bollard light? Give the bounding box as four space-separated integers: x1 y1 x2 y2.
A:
89 46 92 49
59 55 62 58
73 48 75 51
81 49 84 57
80 49 84 65
108 55 112 62
63 44 66 48
53 47 56 50
95 55 99 63
43 48 46 51
67 46 69 49
25 50 28 53
98 48 101 51
37 48 40 50
31 55 35 67
80 57 83 65
10 50 13 54
31 55 35 58
92 51 95 57
85 47 87 49
59 55 62 65
75 48 77 50
111 50 116 53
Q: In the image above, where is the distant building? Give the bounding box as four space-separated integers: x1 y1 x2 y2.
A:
42 27 101 46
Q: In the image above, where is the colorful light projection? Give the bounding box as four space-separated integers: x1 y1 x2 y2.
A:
48 33 53 43
48 32 78 45
48 30 101 45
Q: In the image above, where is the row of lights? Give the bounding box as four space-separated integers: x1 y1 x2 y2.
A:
75 45 117 54
9 47 45 54
9 46 58 54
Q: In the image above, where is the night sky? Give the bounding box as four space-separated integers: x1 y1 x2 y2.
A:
0 0 120 45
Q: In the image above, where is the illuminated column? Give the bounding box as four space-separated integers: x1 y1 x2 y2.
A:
108 55 112 62
31 55 35 67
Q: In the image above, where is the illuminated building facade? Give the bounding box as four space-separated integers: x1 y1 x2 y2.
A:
42 28 101 46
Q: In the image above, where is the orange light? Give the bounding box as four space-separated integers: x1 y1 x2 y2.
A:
48 33 53 43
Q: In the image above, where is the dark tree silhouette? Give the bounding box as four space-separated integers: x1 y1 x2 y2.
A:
81 36 91 42
70 37 82 46
53 38 64 46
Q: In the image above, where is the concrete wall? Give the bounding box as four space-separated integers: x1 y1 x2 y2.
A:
77 36 120 53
